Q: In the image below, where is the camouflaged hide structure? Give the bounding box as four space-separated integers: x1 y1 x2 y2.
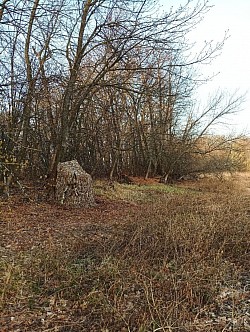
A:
55 160 95 208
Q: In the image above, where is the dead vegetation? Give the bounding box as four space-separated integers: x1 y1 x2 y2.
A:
0 174 250 331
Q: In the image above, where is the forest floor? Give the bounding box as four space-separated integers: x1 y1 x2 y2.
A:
0 173 250 331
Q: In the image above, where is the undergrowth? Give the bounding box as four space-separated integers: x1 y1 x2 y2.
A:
0 177 249 331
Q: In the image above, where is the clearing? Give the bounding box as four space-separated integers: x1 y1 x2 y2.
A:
0 173 250 331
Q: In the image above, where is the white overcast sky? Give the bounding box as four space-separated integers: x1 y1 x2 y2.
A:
160 0 250 134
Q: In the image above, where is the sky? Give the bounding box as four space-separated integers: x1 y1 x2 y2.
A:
160 0 250 135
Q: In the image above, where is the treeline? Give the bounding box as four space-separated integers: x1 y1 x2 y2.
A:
0 0 245 184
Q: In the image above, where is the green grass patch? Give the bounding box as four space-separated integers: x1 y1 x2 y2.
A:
94 181 186 203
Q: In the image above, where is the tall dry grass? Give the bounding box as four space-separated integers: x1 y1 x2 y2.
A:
1 177 249 331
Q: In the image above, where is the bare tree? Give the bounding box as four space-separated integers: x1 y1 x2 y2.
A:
0 0 245 187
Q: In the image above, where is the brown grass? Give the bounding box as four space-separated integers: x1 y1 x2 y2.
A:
0 175 249 331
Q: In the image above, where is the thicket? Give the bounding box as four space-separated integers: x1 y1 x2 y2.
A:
0 0 246 186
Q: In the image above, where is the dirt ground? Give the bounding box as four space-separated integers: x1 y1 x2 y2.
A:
0 194 141 255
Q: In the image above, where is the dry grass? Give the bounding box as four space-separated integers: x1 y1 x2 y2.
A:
0 175 249 331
